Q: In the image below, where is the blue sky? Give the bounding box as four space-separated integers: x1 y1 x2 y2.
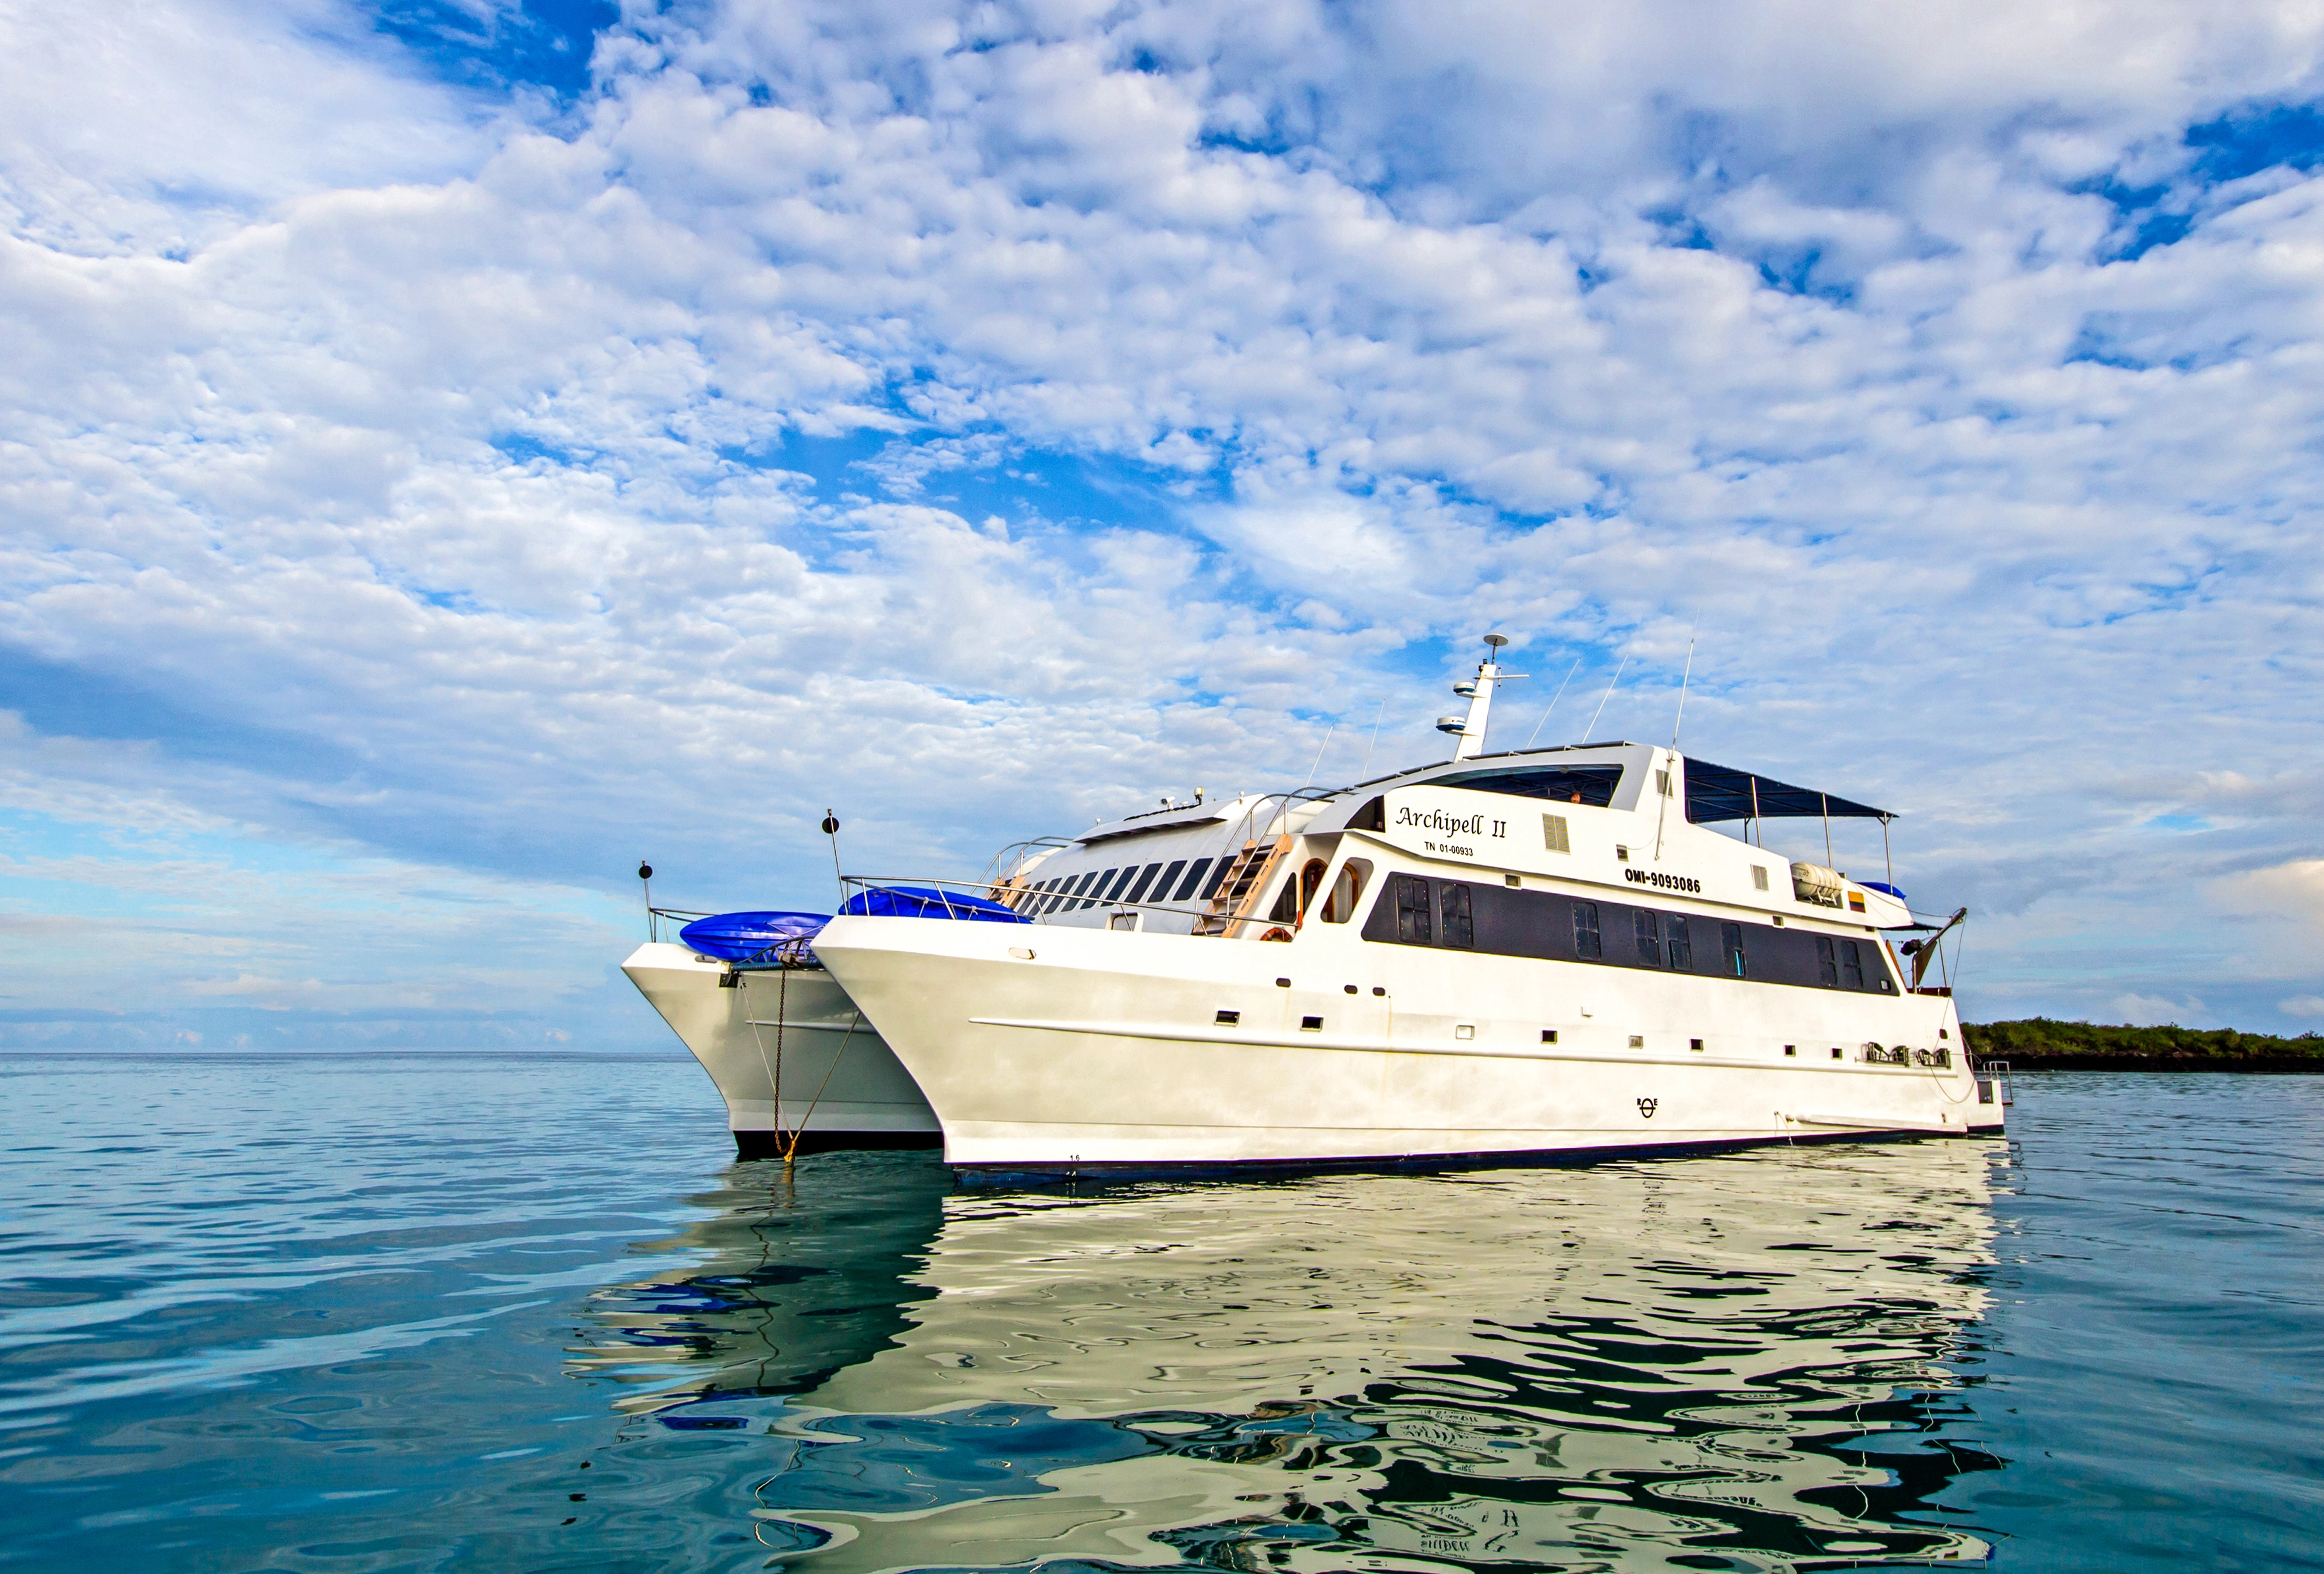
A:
4 0 2323 1048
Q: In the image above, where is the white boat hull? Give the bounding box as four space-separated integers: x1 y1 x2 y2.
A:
813 917 2002 1173
622 942 940 1154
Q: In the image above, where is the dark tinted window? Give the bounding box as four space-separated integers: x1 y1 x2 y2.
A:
1815 935 1838 987
1633 909 1661 965
1124 863 1163 903
1666 914 1692 970
1721 922 1745 978
1153 860 1187 903
1840 940 1864 989
1101 867 1135 902
1574 901 1601 960
1431 765 1624 806
1081 869 1118 909
1199 858 1232 899
1267 875 1299 923
1442 884 1473 949
1175 858 1213 902
1395 876 1433 944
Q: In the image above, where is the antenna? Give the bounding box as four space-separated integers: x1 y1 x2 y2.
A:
1299 722 1337 791
1669 636 1696 748
1359 699 1387 777
1584 656 1627 740
1525 656 1583 748
821 811 844 909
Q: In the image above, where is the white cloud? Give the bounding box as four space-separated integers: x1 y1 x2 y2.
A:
5 0 2324 1032
2110 992 2213 1028
2282 995 2324 1018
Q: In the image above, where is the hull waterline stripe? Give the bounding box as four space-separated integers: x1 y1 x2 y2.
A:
963 1015 1961 1078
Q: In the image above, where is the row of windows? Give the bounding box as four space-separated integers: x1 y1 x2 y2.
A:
1367 875 1897 993
1014 854 1229 915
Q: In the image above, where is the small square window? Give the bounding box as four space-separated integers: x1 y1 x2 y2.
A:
1505 873 1521 888
1541 1029 1558 1044
1615 845 1630 862
1830 1047 1842 1060
1275 977 1291 987
1751 866 1769 891
1542 813 1571 854
1689 1038 1704 1053
1301 1015 1324 1032
1783 1044 1796 1057
1455 1024 1475 1041
1215 1009 1239 1025
1627 1034 1644 1049
1939 1027 1950 1039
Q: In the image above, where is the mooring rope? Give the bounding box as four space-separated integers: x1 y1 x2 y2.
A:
780 1009 862 1164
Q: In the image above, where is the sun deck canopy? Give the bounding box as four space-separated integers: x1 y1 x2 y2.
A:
1683 757 1892 823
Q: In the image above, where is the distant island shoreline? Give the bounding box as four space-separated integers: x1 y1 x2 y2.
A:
1965 1019 2324 1072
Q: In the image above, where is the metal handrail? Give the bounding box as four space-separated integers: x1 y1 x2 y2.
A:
838 873 1219 926
646 906 713 944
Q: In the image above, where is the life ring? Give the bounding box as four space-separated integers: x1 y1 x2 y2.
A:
1259 926 1294 943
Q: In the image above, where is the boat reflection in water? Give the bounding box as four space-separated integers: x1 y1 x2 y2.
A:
574 1139 2004 1571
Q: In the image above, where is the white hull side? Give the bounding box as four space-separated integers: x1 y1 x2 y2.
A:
621 943 939 1142
814 917 2001 1170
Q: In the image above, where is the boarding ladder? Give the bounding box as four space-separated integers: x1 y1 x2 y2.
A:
1193 835 1290 937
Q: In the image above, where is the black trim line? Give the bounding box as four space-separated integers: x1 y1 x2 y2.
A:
949 1125 1992 1187
734 1129 944 1158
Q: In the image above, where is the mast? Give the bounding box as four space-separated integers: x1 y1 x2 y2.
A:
1436 633 1523 760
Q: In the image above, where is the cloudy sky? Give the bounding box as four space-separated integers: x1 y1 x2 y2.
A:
5 0 2322 1049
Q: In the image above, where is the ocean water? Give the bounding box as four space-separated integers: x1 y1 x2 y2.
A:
2 1055 2320 1572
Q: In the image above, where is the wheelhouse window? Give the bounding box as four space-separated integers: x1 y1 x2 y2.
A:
1840 940 1865 990
1175 858 1214 902
1152 860 1187 903
1633 909 1661 966
1199 858 1232 900
1721 922 1745 978
1441 883 1474 949
1321 858 1372 923
1124 863 1164 903
1431 765 1623 806
1666 914 1693 970
1394 875 1433 944
1101 867 1137 903
1815 935 1839 987
1295 858 1328 923
1079 869 1118 909
1574 901 1601 960
1267 873 1299 924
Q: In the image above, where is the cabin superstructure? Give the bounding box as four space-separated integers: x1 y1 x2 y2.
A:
990 744 1920 1003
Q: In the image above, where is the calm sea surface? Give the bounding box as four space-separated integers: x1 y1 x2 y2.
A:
2 1055 2319 1572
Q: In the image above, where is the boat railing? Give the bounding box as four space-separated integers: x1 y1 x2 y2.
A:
646 906 712 945
1974 1058 2015 1107
838 873 1226 929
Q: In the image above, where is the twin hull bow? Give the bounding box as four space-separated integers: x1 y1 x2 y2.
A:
621 943 939 1154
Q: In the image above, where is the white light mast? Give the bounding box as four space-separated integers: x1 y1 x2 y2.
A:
1435 633 1523 760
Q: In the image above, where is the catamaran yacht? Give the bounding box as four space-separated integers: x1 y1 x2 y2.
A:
812 637 2005 1174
